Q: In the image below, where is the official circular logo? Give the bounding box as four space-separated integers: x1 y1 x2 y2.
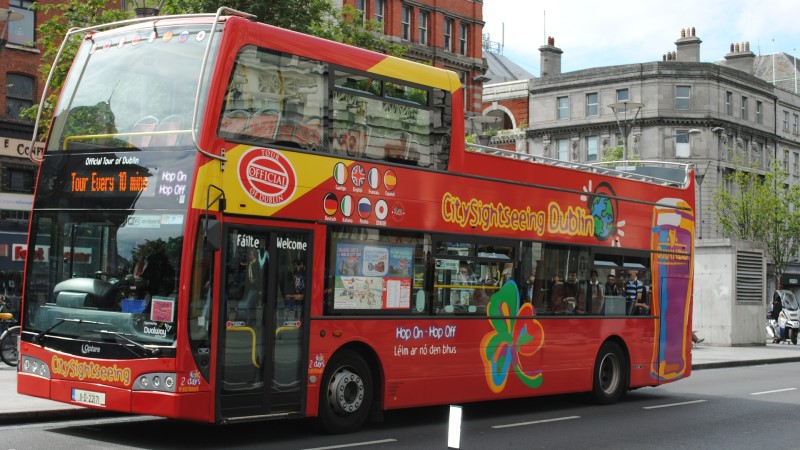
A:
238 148 297 206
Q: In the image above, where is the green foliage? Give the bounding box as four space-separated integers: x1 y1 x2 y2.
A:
21 1 130 137
713 159 800 284
601 146 623 162
310 5 407 57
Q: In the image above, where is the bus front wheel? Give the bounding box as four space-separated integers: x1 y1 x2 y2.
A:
319 349 373 434
592 341 627 404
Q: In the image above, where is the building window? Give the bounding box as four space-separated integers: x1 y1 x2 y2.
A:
616 88 629 112
557 96 569 120
741 96 748 121
726 91 733 115
418 10 429 46
459 22 468 55
401 5 412 41
794 114 799 135
444 18 453 52
355 0 366 23
794 152 799 175
373 0 385 27
6 73 34 121
586 136 598 161
556 138 569 161
4 167 35 193
675 86 691 110
675 129 691 158
8 0 35 47
756 101 763 124
586 93 598 117
784 111 790 132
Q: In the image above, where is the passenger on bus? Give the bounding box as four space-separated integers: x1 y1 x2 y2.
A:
524 267 543 311
282 259 306 320
625 270 645 315
581 269 604 314
604 274 621 296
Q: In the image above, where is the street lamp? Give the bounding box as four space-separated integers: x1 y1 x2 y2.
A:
0 8 25 53
608 100 644 162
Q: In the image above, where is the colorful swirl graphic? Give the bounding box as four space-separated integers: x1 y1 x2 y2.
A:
480 281 545 393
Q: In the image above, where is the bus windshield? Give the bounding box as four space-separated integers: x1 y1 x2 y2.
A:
24 210 183 348
47 24 218 153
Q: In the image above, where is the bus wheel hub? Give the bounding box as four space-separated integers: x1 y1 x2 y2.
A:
328 368 364 414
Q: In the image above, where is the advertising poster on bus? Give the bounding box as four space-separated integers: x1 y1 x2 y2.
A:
333 243 413 310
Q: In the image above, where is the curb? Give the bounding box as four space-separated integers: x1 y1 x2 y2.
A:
0 407 114 424
693 356 800 370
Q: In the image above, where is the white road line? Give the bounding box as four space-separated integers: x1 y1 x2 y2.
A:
643 399 707 409
302 439 398 450
492 415 581 429
750 387 797 396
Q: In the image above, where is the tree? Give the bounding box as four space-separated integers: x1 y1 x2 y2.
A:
21 1 130 136
713 158 800 286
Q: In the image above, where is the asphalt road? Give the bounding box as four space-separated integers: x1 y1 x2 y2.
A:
1 362 798 449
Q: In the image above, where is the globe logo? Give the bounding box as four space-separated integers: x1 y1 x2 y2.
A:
588 182 618 241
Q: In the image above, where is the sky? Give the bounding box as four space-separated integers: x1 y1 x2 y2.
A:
482 0 800 76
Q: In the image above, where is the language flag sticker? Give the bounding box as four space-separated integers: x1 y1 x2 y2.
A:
375 199 388 220
340 195 354 217
383 169 397 191
368 168 380 189
351 164 366 187
333 162 347 185
323 193 338 216
358 197 372 219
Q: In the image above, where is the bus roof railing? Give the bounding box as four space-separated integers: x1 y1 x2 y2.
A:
29 7 255 165
465 142 693 188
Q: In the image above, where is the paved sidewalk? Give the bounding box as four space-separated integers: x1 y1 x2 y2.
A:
2 341 800 423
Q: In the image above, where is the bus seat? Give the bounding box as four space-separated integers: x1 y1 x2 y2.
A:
220 109 250 136
151 114 185 146
247 109 281 140
129 115 159 148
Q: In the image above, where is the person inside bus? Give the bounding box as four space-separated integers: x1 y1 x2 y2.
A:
450 261 477 308
550 275 576 313
132 244 176 300
625 269 645 315
282 259 306 320
581 269 604 314
239 247 266 322
524 266 543 311
604 274 621 296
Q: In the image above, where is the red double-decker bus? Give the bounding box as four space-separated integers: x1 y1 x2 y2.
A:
18 8 695 433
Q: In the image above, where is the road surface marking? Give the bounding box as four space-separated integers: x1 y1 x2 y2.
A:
643 399 707 409
492 415 580 429
303 439 397 450
750 387 797 396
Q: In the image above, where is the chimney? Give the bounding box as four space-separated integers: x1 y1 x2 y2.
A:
724 40 755 75
675 27 701 62
539 36 563 77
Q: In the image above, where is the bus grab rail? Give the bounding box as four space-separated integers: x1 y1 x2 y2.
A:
465 142 693 188
28 8 256 164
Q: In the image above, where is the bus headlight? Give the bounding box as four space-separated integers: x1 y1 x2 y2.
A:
20 356 50 379
133 372 176 392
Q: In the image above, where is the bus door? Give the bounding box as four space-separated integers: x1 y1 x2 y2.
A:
217 224 310 420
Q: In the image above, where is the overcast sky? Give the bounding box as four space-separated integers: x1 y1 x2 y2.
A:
482 0 800 76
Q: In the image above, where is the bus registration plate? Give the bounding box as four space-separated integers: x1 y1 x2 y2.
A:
71 388 106 406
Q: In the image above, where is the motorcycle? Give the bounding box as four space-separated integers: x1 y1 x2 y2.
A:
766 290 800 345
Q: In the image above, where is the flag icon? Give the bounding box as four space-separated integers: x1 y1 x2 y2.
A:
368 168 380 189
375 199 388 220
358 197 372 219
351 164 366 187
340 195 354 217
383 169 397 191
333 162 347 185
324 193 338 216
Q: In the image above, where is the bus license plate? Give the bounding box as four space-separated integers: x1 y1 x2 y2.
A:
71 388 106 406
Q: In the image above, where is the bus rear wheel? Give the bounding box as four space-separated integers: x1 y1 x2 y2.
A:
592 341 626 404
318 349 373 434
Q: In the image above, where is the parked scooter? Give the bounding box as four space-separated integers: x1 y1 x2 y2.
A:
766 290 800 345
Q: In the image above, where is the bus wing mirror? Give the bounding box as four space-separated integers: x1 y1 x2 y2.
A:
204 219 221 252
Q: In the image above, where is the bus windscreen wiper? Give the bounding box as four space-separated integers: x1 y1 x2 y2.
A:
90 329 160 357
35 318 111 344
